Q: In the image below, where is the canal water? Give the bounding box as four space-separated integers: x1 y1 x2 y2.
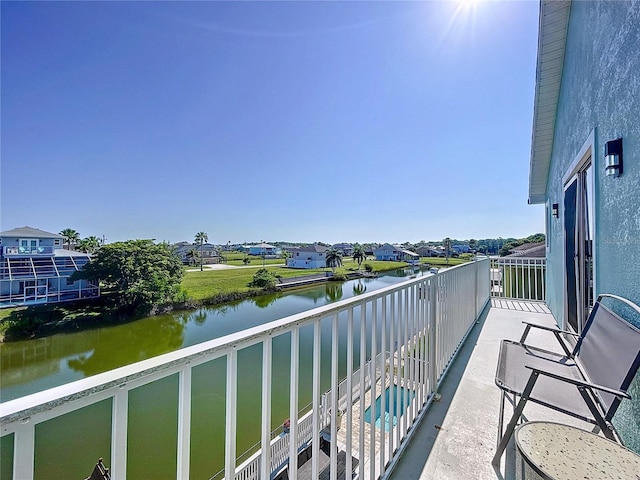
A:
0 268 429 480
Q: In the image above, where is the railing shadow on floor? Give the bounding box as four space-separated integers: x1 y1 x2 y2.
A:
387 305 499 478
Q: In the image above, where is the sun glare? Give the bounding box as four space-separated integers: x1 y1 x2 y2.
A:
456 0 481 14
434 0 483 48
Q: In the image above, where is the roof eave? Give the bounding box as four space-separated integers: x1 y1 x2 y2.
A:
528 0 571 205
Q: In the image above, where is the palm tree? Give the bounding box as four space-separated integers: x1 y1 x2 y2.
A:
59 228 80 250
352 244 366 270
76 236 101 254
186 248 200 266
325 248 343 274
194 231 208 271
444 237 452 266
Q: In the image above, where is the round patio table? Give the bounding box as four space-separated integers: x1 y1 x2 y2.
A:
514 421 640 480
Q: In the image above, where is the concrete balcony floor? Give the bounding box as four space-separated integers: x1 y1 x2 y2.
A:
389 299 594 480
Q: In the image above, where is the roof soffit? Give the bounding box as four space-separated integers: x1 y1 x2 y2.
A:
528 0 571 205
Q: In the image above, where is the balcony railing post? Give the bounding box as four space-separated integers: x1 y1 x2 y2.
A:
358 303 366 480
369 302 377 480
260 337 273 480
429 274 437 394
395 291 402 447
177 366 192 479
330 313 339 480
289 328 300 480
12 421 35 480
111 388 128 480
345 308 354 478
379 295 387 474
388 292 396 459
225 349 238 480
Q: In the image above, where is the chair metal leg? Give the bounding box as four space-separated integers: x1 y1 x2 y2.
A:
492 371 539 466
497 391 505 449
577 387 617 442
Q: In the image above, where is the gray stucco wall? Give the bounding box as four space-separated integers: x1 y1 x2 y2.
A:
543 0 640 452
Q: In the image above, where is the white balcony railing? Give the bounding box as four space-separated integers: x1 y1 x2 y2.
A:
2 246 55 256
490 257 546 301
0 259 490 480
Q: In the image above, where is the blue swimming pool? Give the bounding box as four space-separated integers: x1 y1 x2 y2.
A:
363 385 413 431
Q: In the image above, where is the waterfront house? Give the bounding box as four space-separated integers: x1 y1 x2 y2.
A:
173 242 221 265
415 246 444 257
332 243 353 256
248 243 281 257
286 244 329 269
451 244 470 254
0 226 99 307
373 243 419 263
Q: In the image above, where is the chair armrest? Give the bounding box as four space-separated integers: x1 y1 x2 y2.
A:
524 365 631 399
520 322 578 357
521 321 580 337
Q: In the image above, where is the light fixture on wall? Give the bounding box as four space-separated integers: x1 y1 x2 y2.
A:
552 203 559 218
604 138 623 177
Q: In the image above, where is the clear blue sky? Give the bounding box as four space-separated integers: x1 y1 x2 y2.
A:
1 0 543 245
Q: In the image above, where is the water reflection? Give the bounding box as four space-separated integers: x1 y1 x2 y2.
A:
67 315 187 376
325 283 343 302
353 280 367 296
252 293 280 309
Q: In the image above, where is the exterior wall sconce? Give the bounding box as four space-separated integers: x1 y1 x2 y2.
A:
604 138 623 177
552 203 559 218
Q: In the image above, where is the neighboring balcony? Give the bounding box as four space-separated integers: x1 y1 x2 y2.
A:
1 258 580 480
2 246 55 256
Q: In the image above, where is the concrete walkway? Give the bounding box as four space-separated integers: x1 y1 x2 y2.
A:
186 263 285 272
389 299 593 480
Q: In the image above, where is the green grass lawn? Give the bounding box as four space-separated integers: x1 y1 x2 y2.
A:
0 307 18 321
420 256 468 267
220 252 284 266
181 258 410 300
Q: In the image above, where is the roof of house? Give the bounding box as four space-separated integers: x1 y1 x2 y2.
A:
173 243 218 253
374 243 419 257
0 226 63 239
297 244 330 253
397 247 419 257
53 249 92 258
510 242 545 252
252 243 278 249
528 0 571 204
506 242 546 258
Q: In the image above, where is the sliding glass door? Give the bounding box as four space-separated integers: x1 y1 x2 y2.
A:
564 160 594 333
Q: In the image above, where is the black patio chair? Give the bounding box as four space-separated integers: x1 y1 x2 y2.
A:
492 294 640 465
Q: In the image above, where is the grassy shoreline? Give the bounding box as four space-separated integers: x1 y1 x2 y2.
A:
0 257 468 341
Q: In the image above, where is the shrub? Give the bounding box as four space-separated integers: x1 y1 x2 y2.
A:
249 268 279 289
71 240 183 313
243 257 251 265
364 263 374 272
330 273 347 281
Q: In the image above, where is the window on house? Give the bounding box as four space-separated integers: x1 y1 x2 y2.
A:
20 239 39 251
